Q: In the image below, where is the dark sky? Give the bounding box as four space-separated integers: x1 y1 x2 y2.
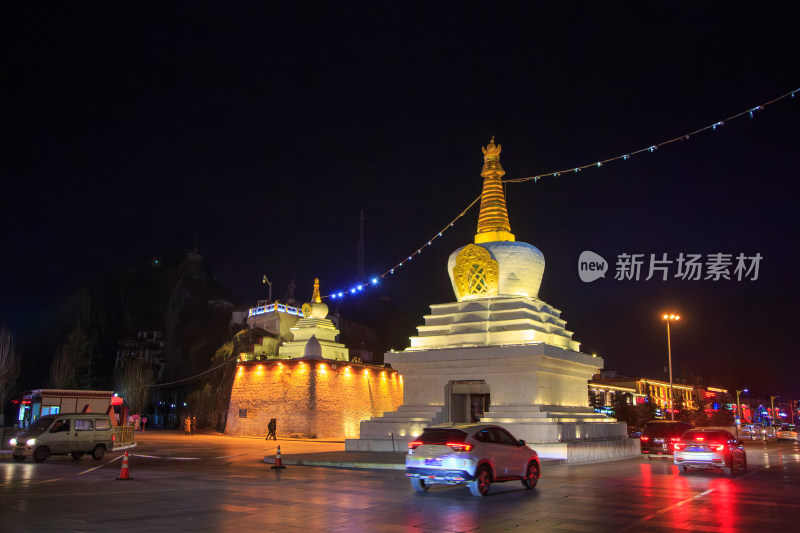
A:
3 4 799 397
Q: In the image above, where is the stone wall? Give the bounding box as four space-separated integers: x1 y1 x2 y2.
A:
225 360 403 439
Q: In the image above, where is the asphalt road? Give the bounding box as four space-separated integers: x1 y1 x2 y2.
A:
2 431 799 532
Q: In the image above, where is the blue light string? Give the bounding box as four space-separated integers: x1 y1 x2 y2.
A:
324 194 481 300
323 86 799 300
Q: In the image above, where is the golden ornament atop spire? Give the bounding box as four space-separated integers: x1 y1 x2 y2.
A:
481 136 502 160
311 278 322 303
476 137 515 243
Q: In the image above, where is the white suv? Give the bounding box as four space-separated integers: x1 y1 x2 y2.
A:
405 423 540 497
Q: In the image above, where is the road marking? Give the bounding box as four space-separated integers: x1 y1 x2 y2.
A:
128 448 279 460
619 465 769 531
130 454 200 460
78 454 121 475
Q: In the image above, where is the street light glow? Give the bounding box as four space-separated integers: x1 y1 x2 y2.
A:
661 311 681 420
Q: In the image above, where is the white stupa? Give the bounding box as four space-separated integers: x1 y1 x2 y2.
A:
279 279 349 361
408 138 578 351
347 139 636 462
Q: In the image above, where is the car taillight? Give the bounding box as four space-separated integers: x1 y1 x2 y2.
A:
640 436 650 442
112 434 116 442
674 442 686 451
709 444 724 451
447 442 472 452
670 437 680 442
408 441 422 450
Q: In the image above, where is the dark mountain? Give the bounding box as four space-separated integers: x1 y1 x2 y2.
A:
16 251 235 391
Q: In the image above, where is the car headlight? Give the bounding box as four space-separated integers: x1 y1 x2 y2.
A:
9 438 17 446
26 438 36 446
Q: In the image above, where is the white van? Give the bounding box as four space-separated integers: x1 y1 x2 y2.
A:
9 413 116 462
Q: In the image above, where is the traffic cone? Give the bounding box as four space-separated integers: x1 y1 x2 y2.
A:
117 451 133 480
271 445 286 469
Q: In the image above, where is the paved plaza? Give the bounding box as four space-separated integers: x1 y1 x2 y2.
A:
2 431 800 531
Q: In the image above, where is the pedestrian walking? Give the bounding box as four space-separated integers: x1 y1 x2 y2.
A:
185 416 191 436
267 418 277 440
191 416 196 436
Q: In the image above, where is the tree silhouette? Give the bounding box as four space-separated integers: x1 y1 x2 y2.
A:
0 326 21 426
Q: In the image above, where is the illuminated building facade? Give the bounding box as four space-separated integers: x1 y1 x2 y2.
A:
225 359 402 439
225 279 403 438
115 331 166 381
590 372 730 418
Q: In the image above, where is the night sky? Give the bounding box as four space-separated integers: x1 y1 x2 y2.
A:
3 4 799 397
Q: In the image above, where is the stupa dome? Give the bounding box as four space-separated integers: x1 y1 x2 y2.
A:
308 301 328 319
448 241 545 300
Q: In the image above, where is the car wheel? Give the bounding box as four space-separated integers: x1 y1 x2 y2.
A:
410 477 429 492
679 465 688 473
71 452 84 460
522 461 539 489
92 445 105 460
723 456 733 475
469 466 491 497
12 454 26 462
33 446 50 463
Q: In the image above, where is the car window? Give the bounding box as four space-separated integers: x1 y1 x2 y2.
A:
95 419 111 431
51 419 70 433
644 423 686 437
474 428 494 443
29 418 54 433
75 419 93 431
417 428 467 443
491 427 518 446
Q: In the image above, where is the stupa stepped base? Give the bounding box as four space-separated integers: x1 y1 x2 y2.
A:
533 438 641 463
345 405 445 452
481 404 615 424
347 403 636 461
481 404 627 448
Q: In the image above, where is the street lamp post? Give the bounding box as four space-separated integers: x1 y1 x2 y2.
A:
735 388 748 439
662 314 680 421
262 274 273 302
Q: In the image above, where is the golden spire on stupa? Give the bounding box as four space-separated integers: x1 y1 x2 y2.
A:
311 278 322 303
475 137 515 244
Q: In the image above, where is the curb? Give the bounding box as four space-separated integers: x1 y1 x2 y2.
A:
264 457 406 470
262 456 567 470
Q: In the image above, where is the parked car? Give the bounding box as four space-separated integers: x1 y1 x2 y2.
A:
640 420 694 458
9 413 116 463
776 425 799 441
674 429 746 474
405 423 540 497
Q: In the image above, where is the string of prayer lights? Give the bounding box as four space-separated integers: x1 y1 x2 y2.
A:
324 86 799 300
324 194 481 300
504 86 799 184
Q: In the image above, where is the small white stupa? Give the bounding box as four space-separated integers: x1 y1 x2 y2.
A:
347 139 636 462
279 278 349 361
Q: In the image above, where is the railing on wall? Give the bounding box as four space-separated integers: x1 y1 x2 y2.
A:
114 425 135 448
